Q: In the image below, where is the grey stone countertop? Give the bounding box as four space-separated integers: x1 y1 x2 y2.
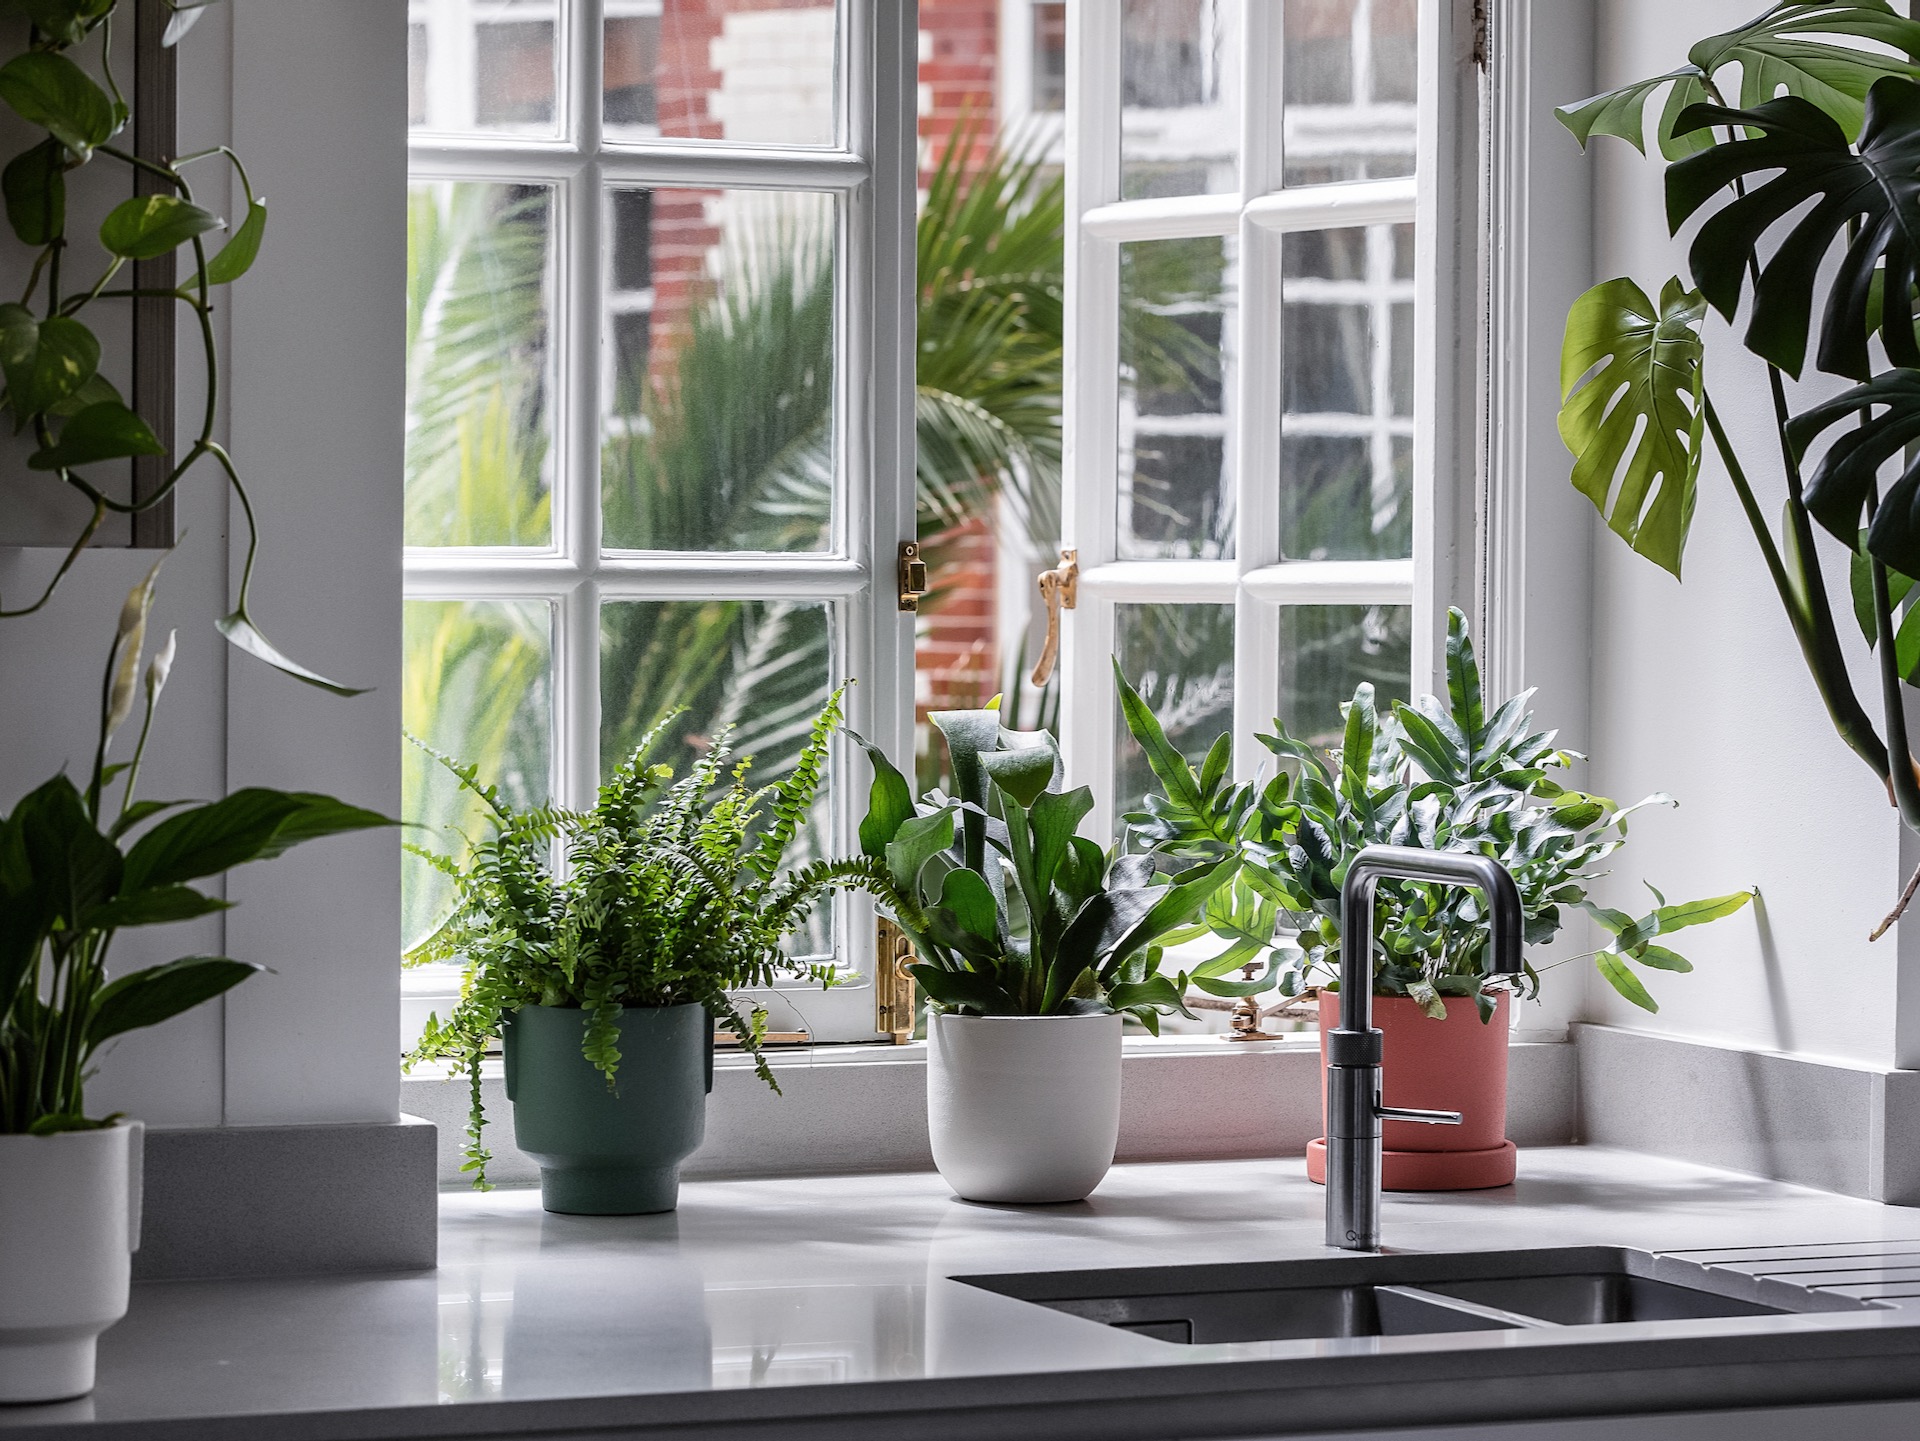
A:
10 1146 1920 1441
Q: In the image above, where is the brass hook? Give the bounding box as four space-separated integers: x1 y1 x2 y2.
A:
1029 548 1078 687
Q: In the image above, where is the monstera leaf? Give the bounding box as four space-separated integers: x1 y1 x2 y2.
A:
1788 368 1920 574
1667 80 1920 380
1559 277 1707 577
1557 2 1920 160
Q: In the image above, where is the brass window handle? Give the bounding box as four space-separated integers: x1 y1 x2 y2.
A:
1029 547 1078 686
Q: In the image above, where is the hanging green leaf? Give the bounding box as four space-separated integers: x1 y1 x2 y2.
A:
0 303 98 427
27 399 163 470
204 198 265 286
215 611 371 696
1597 949 1660 1012
0 51 116 158
46 370 119 419
1556 2 1920 158
1669 81 1920 381
2 0 116 48
1559 276 1707 577
1788 369 1920 574
86 957 259 1047
1 138 64 246
100 193 222 261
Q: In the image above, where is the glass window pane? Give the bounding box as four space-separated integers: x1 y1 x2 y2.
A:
601 187 835 553
605 2 838 147
1033 3 1068 111
601 600 835 952
1276 604 1411 749
1114 603 1235 835
1277 225 1412 560
1119 235 1235 560
1121 0 1236 199
403 600 552 951
406 182 554 549
410 1 559 139
1283 0 1416 187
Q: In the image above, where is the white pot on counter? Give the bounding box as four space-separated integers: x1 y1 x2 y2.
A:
0 1120 144 1403
927 1012 1122 1204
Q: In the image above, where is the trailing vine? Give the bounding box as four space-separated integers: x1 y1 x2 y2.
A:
0 0 355 692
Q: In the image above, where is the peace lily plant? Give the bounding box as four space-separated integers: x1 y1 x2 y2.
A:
1555 1 1920 935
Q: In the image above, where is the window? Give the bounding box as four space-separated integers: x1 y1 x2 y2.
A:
403 1 913 1044
1060 0 1435 842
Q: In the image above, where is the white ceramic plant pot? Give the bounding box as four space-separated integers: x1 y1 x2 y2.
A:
0 1120 144 1403
927 1012 1122 1203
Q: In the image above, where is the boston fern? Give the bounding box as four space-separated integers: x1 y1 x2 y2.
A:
1118 610 1752 1020
405 690 868 1187
852 706 1236 1029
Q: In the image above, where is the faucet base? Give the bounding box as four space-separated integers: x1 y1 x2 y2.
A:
1306 1138 1517 1191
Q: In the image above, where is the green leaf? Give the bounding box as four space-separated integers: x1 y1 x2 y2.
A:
1851 527 1917 643
1789 370 1920 576
937 866 998 943
1113 657 1205 818
0 51 116 157
87 956 260 1046
204 197 265 285
884 808 955 898
1559 276 1706 578
215 611 371 695
909 962 1010 1016
46 370 118 419
100 193 222 261
1026 786 1093 900
1106 974 1189 1016
1555 4 1920 158
1597 949 1660 1012
980 743 1055 809
28 399 163 470
122 788 392 891
1341 681 1378 796
79 883 231 931
930 707 1000 868
1443 609 1485 746
1 0 116 47
1652 889 1754 933
0 304 97 426
2 138 64 246
1635 944 1694 973
853 733 914 858
1669 81 1920 381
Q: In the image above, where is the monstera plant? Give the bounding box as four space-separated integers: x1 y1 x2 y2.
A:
1556 1 1920 932
0 0 347 691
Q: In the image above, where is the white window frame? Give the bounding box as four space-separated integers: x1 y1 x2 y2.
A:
402 0 918 1044
1059 1 1477 838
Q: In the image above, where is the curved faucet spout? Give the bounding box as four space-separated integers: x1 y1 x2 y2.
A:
1325 845 1523 1252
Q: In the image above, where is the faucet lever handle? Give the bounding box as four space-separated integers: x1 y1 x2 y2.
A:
1376 1104 1463 1126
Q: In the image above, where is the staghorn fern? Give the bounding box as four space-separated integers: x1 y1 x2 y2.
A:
403 688 858 1187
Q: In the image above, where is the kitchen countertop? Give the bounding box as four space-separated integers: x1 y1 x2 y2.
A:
10 1146 1920 1440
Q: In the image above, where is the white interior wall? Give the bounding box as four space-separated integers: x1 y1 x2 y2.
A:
1579 0 1908 1067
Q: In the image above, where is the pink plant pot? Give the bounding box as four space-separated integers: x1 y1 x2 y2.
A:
1306 990 1516 1191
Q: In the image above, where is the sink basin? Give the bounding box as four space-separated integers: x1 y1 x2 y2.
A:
958 1246 1861 1347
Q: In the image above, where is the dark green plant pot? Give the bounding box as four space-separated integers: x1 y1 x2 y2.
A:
503 1002 713 1215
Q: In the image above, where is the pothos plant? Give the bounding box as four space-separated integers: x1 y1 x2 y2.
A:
0 0 349 691
404 692 868 1188
1555 1 1920 934
1 559 391 1134
1117 610 1754 1020
852 705 1237 1030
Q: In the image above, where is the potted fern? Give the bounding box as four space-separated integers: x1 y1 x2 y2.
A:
854 706 1235 1204
405 692 862 1215
1119 610 1752 1190
0 567 390 1403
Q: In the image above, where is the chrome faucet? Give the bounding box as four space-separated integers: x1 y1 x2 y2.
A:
1326 845 1523 1252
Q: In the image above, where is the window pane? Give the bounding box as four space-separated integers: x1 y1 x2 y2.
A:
1119 235 1235 560
601 188 835 553
406 182 554 549
1283 0 1416 187
403 600 552 951
601 600 835 952
410 1 559 139
605 2 838 147
1276 604 1411 748
1114 603 1235 835
1121 0 1236 199
1033 2 1068 111
1278 225 1410 561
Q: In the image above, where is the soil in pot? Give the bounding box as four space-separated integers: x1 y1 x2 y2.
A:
1306 990 1515 1191
927 1011 1122 1204
505 1002 712 1214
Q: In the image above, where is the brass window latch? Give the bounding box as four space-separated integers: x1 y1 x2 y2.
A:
897 540 928 613
875 917 918 1044
1029 547 1078 686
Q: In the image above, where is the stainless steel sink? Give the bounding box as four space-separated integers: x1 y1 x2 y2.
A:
958 1246 1869 1347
